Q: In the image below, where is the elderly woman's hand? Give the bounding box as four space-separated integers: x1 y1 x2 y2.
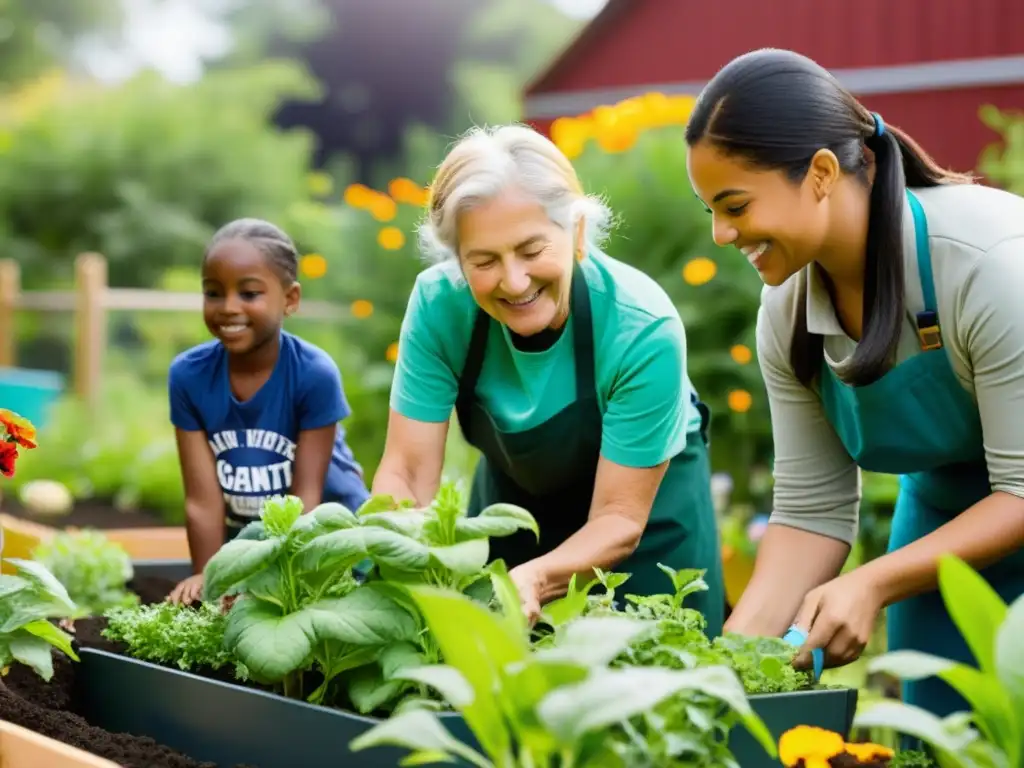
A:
508 563 543 626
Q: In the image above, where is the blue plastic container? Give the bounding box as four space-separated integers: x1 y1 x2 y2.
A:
0 367 64 429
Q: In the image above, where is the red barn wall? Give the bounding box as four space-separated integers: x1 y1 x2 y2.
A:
526 0 1024 174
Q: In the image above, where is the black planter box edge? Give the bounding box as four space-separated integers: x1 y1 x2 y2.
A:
76 646 857 768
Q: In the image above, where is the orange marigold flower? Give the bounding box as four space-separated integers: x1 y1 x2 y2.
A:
779 726 846 768
727 389 753 413
0 409 37 449
730 344 753 365
0 441 19 477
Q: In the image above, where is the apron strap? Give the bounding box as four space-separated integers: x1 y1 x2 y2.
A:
906 190 943 351
458 308 491 401
568 260 596 402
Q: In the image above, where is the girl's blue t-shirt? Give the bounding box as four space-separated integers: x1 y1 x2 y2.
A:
168 331 369 522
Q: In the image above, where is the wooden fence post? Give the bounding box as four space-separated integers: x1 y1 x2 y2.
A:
0 259 17 368
74 253 106 406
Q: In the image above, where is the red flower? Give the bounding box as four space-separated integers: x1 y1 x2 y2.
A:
0 409 37 450
0 441 18 478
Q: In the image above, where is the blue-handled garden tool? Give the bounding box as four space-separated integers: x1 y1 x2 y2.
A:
782 625 825 681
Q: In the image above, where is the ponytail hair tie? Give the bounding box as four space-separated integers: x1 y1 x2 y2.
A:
872 112 885 138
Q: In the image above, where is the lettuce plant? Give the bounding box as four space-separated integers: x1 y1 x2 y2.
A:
854 555 1023 768
33 529 138 616
202 488 538 709
202 495 417 703
0 557 80 684
314 483 539 714
350 563 776 768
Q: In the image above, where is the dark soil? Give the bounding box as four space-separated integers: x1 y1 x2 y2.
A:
0 572 253 767
1 659 225 768
2 497 170 529
127 574 181 606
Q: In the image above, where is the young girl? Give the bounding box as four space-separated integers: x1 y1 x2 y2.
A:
167 218 369 604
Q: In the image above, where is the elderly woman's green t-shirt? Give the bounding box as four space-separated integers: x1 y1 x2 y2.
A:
390 251 702 469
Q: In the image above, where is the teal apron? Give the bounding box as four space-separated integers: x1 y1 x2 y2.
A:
455 261 725 637
819 190 1024 719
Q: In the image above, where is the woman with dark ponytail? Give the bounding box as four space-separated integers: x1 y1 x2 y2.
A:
686 48 1024 719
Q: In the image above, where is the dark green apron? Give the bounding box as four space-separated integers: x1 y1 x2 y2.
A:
455 262 724 637
819 190 1024 722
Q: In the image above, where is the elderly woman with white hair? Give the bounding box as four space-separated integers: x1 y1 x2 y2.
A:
372 124 724 633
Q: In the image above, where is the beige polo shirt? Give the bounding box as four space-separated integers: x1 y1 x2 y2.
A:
757 183 1024 544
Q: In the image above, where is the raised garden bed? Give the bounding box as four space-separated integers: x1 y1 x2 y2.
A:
0 719 120 768
70 644 857 768
3 538 860 768
0 651 249 768
0 560 249 767
2 498 169 530
0 509 189 565
46 561 854 768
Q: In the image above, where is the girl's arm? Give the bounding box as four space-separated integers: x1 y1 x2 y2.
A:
291 424 339 513
175 428 226 574
293 347 359 512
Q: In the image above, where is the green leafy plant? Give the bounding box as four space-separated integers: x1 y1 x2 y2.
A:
890 751 939 768
32 529 138 616
854 554 1023 768
533 566 811 766
0 557 80 683
102 601 247 679
350 563 777 767
356 482 539 591
316 483 539 714
202 495 417 703
201 487 537 709
541 565 812 695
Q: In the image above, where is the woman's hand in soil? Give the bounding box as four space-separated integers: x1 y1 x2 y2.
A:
790 569 883 671
167 574 204 606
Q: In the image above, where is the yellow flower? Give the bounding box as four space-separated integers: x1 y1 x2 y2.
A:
779 726 846 768
730 344 753 365
343 183 374 209
682 257 717 285
306 171 333 197
300 254 327 279
597 123 638 154
666 94 697 124
351 299 374 319
369 194 397 222
388 177 429 206
640 92 675 128
551 116 591 159
728 390 753 413
378 227 405 250
386 342 399 363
